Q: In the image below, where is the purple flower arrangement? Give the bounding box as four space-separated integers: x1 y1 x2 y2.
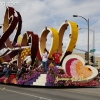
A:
46 66 59 85
17 67 43 85
46 66 74 86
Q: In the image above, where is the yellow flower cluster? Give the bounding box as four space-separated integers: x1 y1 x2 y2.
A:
21 48 31 61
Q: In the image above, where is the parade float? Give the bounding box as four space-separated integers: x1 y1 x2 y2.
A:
0 7 99 87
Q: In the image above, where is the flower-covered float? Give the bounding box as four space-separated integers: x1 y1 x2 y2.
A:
0 6 99 87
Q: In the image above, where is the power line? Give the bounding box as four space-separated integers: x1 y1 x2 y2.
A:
74 48 87 52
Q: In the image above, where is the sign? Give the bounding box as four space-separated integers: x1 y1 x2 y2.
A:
90 49 96 53
93 62 98 66
55 76 87 83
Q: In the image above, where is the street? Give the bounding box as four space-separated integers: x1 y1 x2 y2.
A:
0 84 100 100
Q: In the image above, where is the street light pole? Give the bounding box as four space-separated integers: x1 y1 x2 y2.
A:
73 15 89 64
93 30 95 64
79 28 95 64
88 18 89 65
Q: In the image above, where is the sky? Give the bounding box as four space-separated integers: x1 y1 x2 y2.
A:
0 0 100 57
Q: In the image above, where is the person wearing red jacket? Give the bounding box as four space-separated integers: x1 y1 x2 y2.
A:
52 50 62 66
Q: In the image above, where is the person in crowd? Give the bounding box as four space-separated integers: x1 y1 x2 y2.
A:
41 48 48 73
16 61 27 80
0 64 8 77
5 64 12 78
3 64 8 73
12 62 18 73
0 64 3 72
16 68 22 80
26 61 32 71
21 61 27 73
33 57 38 69
52 50 62 66
0 61 2 71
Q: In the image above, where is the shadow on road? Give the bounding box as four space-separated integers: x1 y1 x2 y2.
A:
0 83 100 89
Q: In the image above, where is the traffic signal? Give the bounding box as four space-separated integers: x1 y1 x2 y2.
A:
90 56 94 63
85 52 88 60
0 26 2 29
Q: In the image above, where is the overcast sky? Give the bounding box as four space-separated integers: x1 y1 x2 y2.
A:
0 0 100 57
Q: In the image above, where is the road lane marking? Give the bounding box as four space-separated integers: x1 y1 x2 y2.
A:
58 89 100 96
2 87 5 90
0 88 52 100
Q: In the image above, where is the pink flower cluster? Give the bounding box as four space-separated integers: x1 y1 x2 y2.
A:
70 60 78 78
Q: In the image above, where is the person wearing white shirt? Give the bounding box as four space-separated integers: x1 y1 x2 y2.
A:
41 48 48 73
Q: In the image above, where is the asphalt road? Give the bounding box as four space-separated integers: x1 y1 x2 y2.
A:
0 84 100 100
